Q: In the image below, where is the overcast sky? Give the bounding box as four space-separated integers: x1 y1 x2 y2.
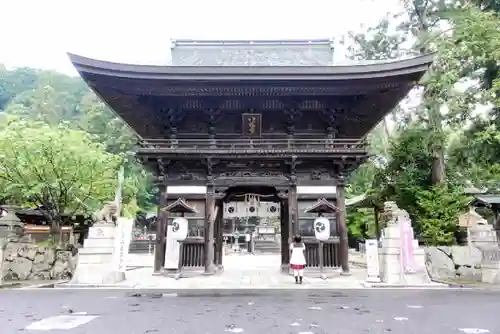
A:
1 0 402 75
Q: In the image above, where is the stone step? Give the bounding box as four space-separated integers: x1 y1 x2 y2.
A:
254 240 281 254
129 241 153 254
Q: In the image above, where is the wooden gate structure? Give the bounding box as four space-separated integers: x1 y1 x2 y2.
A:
69 39 433 275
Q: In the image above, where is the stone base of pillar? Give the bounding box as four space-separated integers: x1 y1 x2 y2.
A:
379 221 432 285
202 265 217 275
280 264 292 275
70 224 125 285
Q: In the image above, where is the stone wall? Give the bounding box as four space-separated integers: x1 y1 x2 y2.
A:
1 242 77 281
425 246 482 282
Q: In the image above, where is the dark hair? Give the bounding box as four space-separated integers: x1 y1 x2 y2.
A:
293 235 302 243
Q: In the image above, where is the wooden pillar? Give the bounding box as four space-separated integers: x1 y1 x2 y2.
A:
204 183 216 275
154 184 168 273
288 183 298 238
336 176 350 275
280 199 290 271
214 199 224 269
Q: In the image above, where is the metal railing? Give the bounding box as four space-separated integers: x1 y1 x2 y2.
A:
139 138 367 152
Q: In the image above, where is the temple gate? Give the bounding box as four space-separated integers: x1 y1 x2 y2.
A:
69 39 433 276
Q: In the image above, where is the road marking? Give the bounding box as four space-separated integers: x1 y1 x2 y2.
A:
25 315 98 331
308 306 322 310
407 305 423 309
290 322 300 326
394 317 408 321
459 329 490 334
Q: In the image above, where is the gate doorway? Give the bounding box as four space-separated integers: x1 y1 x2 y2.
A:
221 186 283 272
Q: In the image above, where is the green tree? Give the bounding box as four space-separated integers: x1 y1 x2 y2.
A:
0 66 157 217
416 185 470 245
0 119 120 243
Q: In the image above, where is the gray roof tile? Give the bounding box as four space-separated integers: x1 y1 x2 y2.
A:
170 39 334 66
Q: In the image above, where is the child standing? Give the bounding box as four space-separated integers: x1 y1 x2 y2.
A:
289 235 306 284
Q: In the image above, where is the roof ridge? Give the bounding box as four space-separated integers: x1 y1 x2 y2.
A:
171 39 334 48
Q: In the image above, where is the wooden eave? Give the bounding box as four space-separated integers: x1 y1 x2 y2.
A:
68 53 435 140
165 198 198 214
68 53 434 82
304 197 338 214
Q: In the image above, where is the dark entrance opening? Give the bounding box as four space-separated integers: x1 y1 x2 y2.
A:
221 186 282 270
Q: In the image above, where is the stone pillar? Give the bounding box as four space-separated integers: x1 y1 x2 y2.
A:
377 202 432 286
204 183 216 275
470 224 500 284
336 175 350 275
154 184 168 274
0 240 4 286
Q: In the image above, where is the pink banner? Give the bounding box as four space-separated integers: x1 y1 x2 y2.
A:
399 218 415 273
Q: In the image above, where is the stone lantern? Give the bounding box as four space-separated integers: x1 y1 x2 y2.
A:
0 206 25 242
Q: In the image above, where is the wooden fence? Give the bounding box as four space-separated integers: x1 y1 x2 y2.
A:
178 237 340 269
303 238 340 268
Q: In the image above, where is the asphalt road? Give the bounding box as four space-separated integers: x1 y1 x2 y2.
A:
1 288 497 333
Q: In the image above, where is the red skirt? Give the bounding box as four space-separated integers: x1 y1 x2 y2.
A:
290 264 305 270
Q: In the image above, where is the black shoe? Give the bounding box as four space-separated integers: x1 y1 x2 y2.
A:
299 277 303 284
295 277 299 284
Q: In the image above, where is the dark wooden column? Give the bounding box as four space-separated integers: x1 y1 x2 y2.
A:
288 156 299 238
288 182 298 238
154 184 168 274
279 197 290 272
214 198 224 269
204 183 216 275
336 175 350 275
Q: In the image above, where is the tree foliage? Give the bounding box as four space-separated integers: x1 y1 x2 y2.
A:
0 68 156 225
0 120 121 240
345 0 500 246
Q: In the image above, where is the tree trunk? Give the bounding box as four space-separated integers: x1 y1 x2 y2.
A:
50 219 62 247
431 148 446 185
428 104 446 185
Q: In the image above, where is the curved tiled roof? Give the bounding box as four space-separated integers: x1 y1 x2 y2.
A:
67 52 434 81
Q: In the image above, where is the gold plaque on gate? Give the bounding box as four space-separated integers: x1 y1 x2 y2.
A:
242 113 262 137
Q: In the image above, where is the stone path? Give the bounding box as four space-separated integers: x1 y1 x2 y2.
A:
119 253 368 289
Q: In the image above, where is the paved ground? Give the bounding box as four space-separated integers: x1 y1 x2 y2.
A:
1 288 496 333
118 253 369 289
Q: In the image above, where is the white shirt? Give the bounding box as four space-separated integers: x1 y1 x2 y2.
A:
289 243 306 265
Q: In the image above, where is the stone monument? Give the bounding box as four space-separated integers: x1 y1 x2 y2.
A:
69 202 124 285
0 239 4 286
469 223 500 284
69 167 132 285
373 201 433 286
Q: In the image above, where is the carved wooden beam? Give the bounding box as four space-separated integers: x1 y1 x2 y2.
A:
156 158 170 182
202 156 219 184
203 105 223 138
276 187 289 200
